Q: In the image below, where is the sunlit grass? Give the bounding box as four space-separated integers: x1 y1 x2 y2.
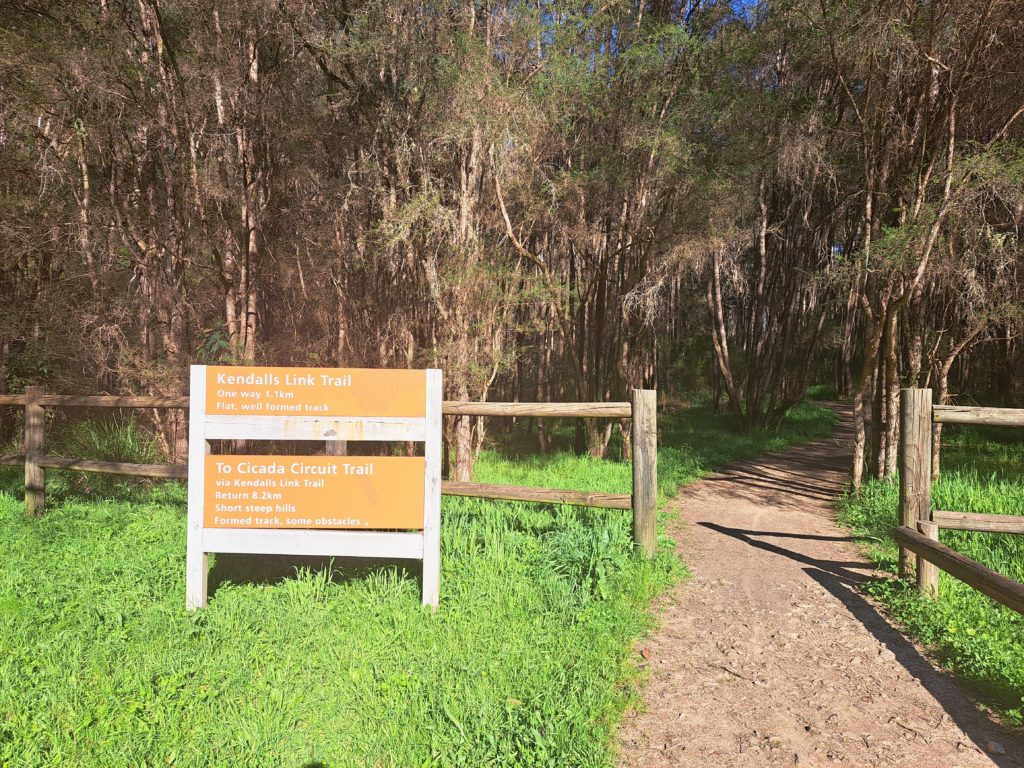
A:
0 401 835 767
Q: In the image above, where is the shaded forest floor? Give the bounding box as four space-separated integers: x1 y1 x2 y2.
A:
618 405 1024 767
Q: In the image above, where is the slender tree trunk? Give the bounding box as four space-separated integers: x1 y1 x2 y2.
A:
883 312 900 477
851 305 886 491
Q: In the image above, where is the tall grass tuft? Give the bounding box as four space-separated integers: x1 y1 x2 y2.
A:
49 414 162 498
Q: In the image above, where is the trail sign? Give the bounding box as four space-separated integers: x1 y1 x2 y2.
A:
186 365 442 610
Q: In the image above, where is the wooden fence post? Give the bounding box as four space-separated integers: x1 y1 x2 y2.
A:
631 389 657 557
24 385 45 516
917 520 940 598
325 439 347 457
899 388 932 579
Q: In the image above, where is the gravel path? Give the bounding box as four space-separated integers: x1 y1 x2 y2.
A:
618 405 1024 767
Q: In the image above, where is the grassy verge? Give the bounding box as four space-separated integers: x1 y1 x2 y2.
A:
0 401 835 767
837 426 1024 724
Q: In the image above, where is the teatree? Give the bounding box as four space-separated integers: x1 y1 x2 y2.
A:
0 0 1020 460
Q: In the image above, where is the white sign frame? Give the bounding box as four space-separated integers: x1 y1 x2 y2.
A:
186 365 442 610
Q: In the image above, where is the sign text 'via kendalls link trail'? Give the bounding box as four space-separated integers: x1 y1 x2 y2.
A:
186 365 442 610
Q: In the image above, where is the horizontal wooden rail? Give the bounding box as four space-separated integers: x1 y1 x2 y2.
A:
36 456 188 479
932 405 1024 427
5 388 655 555
0 394 190 407
2 395 633 419
39 394 189 408
933 510 1024 535
441 480 631 509
0 453 25 466
894 525 1024 615
442 401 632 418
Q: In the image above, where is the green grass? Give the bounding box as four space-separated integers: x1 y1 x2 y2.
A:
838 425 1024 724
804 383 840 401
0 402 835 767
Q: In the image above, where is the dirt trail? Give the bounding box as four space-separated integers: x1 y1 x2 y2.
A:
618 405 1024 767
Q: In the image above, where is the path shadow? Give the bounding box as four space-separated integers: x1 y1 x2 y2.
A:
700 522 873 587
703 464 840 504
700 524 862 543
701 521 1024 766
208 553 417 595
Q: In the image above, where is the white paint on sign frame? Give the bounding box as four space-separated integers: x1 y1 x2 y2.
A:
186 365 443 610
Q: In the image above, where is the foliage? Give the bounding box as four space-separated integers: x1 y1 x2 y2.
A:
0 402 835 767
3 0 1020 474
838 426 1024 723
46 415 162 500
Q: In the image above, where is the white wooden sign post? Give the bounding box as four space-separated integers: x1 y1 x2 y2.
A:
186 365 442 610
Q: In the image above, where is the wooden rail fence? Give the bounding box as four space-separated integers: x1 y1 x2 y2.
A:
897 388 1024 614
0 387 658 556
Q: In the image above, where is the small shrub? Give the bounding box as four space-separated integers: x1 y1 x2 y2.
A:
542 512 632 602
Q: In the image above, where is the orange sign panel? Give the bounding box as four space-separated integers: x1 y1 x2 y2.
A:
204 455 425 530
205 366 426 418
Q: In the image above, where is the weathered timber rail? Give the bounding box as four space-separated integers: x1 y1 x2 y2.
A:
442 480 632 509
0 387 657 555
931 510 1024 535
1 394 638 416
442 401 632 418
899 389 1024 615
932 404 1024 427
36 456 190 479
894 525 1024 615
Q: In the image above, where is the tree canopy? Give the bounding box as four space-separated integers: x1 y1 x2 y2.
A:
1 0 1022 481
